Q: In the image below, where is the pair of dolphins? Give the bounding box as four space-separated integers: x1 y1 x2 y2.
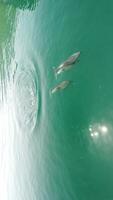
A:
50 51 80 94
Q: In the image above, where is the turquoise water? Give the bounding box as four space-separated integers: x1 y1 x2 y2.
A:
1 0 113 199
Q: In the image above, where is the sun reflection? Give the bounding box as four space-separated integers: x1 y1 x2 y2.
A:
90 131 99 138
89 123 109 138
100 125 108 134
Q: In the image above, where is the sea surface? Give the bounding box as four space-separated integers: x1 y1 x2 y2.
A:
0 0 113 199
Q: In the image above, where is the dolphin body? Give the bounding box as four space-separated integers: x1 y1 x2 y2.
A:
53 51 80 76
50 80 71 94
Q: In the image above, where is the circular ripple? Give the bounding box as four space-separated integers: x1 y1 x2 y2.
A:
14 63 39 133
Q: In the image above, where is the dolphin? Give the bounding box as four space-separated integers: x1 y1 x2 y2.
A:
50 80 71 94
53 51 80 76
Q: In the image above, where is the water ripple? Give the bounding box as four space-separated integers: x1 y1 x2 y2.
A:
13 62 39 133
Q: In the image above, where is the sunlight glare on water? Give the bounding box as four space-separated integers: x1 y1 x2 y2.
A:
0 98 15 200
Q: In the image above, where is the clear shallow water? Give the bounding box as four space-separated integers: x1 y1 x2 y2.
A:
1 0 113 199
